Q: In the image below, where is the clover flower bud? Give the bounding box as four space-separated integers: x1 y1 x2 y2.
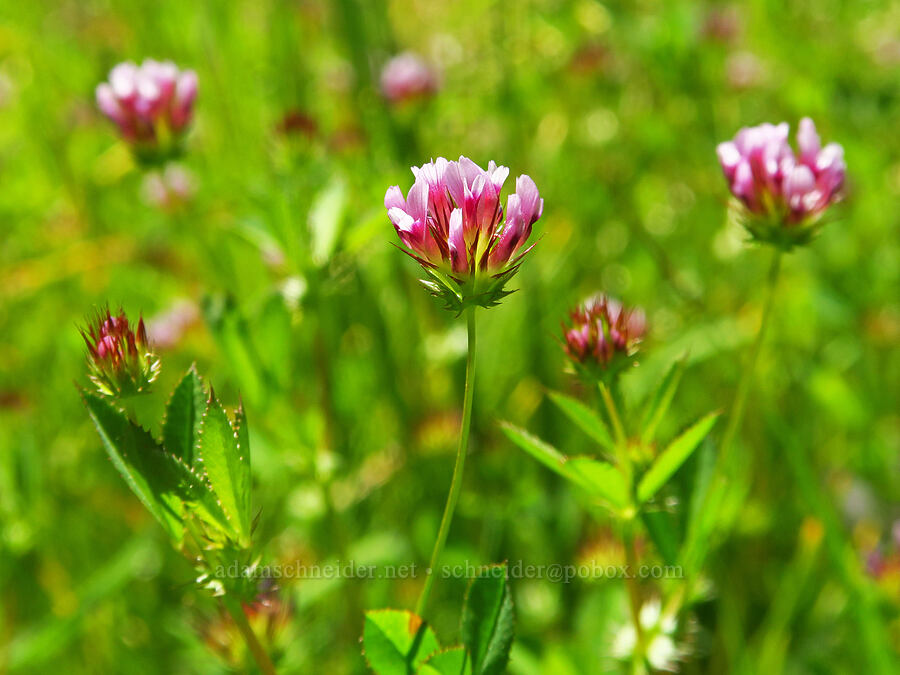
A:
386 156 543 311
96 59 198 164
562 295 645 381
81 307 160 397
380 52 439 104
717 118 845 249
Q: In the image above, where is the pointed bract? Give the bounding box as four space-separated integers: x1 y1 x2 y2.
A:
81 307 160 398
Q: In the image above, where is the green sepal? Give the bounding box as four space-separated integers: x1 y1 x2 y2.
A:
730 198 825 251
418 264 522 314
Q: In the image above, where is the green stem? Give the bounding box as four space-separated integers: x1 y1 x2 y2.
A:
677 248 784 593
184 522 276 675
719 249 782 465
415 306 477 617
600 380 632 487
600 382 628 451
222 594 278 675
623 523 646 674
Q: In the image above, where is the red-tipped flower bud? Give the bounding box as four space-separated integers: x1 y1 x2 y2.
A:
81 307 161 397
562 295 646 381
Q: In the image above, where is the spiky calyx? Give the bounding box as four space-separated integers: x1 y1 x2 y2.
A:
81 306 160 398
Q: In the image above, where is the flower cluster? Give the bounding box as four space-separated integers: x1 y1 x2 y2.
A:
717 118 845 248
385 156 543 310
562 295 646 381
81 308 160 398
96 59 197 161
380 52 439 104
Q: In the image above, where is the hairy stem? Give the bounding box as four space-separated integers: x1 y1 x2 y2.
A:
416 306 477 617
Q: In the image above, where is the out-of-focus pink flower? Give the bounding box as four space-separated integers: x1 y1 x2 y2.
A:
81 307 160 397
96 59 197 156
717 118 845 247
562 295 645 380
701 6 742 44
380 52 439 104
725 51 764 90
141 164 196 211
145 299 200 350
386 156 542 310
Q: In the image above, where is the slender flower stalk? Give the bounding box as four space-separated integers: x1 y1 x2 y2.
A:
222 595 278 675
389 156 539 615
677 119 849 603
623 525 646 675
416 306 477 616
186 515 277 675
720 249 782 462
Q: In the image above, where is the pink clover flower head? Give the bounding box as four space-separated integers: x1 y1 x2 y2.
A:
96 59 198 163
386 156 543 311
562 295 646 382
717 118 845 249
380 52 439 104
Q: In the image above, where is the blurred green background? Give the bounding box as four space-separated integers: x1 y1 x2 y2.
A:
1 0 899 672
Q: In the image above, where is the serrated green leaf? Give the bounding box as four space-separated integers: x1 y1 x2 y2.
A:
461 564 514 675
640 357 686 443
161 451 233 538
637 412 720 503
162 366 205 466
564 457 630 510
418 646 470 675
363 609 441 675
233 400 252 531
82 391 183 542
547 391 614 451
197 391 251 545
